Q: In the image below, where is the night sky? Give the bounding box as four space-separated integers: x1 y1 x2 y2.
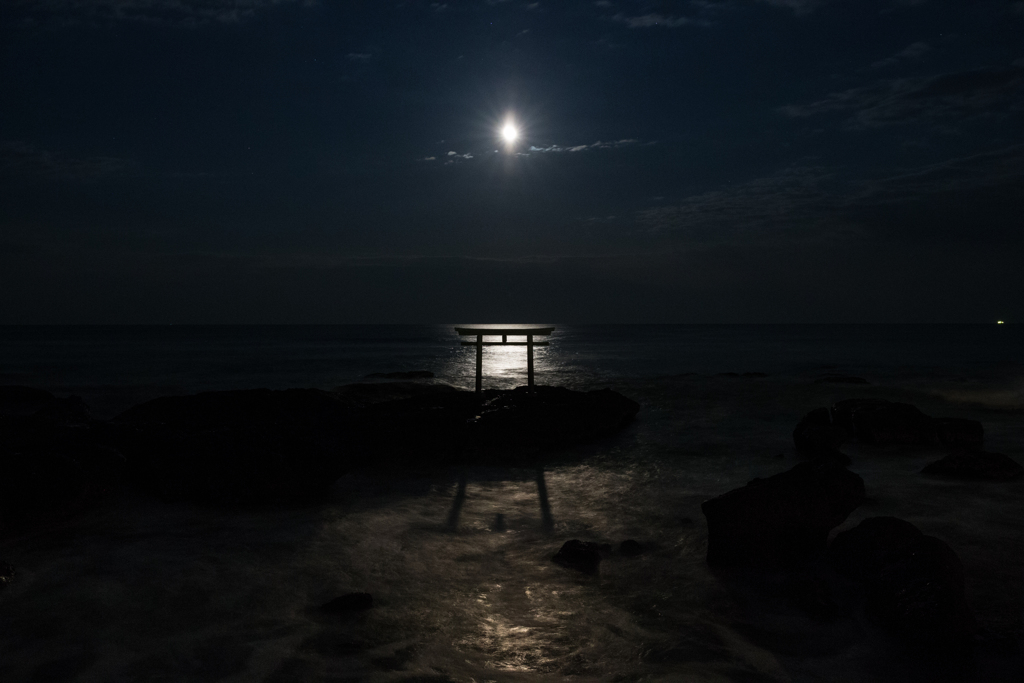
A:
1 0 1021 323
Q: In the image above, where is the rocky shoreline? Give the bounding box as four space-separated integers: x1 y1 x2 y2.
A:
0 382 640 531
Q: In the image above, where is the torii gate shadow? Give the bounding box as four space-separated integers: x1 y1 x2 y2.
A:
445 465 555 534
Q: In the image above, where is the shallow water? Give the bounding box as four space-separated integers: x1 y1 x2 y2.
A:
1 326 1023 681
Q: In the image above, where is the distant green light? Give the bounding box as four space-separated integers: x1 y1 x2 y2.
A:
997 320 1005 324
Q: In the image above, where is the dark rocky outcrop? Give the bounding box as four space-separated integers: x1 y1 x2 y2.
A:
470 386 640 450
815 375 869 385
365 370 435 380
701 462 865 567
1 390 126 536
113 388 369 504
921 450 1023 480
620 539 644 557
832 399 936 446
321 592 373 612
552 540 603 574
828 517 975 652
793 407 848 456
934 418 984 450
111 384 639 504
0 386 59 416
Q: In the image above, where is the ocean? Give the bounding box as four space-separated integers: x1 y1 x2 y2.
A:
1 325 1022 682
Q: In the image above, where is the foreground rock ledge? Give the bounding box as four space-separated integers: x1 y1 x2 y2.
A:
112 384 639 504
828 516 976 652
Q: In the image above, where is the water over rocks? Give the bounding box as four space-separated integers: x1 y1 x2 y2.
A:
921 450 1023 480
701 461 865 567
833 398 937 446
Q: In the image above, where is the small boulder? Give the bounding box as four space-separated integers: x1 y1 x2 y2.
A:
552 540 603 575
620 539 644 557
322 592 373 612
701 462 865 567
828 517 975 652
921 450 1023 480
934 418 984 450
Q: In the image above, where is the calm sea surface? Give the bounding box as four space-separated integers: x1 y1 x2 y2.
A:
1 324 1021 417
1 325 1022 682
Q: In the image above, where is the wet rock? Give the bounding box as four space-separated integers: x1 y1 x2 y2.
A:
365 370 435 380
1 394 126 536
333 381 460 407
0 386 58 416
814 447 852 467
114 384 640 504
815 375 869 385
921 450 1023 480
784 572 842 620
0 561 13 589
832 399 936 446
831 398 889 435
934 418 984 450
828 516 925 582
701 462 865 567
828 517 975 652
321 592 373 612
552 540 603 575
793 407 848 456
472 385 640 450
620 539 644 557
34 395 92 426
113 388 365 504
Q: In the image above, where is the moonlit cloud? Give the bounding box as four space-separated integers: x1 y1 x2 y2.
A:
613 13 704 28
527 139 640 153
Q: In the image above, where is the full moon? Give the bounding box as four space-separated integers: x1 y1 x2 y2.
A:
502 123 518 143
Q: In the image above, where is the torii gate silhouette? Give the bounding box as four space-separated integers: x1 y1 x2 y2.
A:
454 326 555 394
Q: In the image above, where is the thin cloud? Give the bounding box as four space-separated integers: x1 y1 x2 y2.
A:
636 145 1024 246
758 0 829 14
871 41 930 69
0 141 132 181
613 13 703 28
10 0 315 25
780 65 1024 129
